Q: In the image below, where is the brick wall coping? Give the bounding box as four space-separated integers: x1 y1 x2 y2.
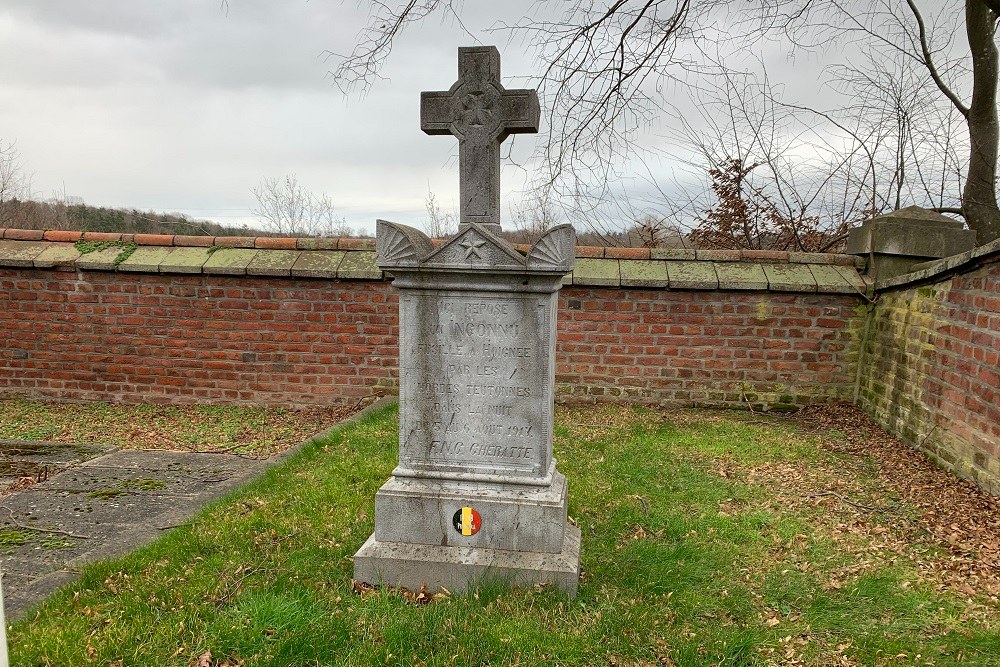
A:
875 236 1000 291
0 228 870 294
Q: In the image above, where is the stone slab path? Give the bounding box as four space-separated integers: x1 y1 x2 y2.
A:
0 441 268 619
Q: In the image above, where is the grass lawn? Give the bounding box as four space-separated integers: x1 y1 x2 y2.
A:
8 404 999 666
0 398 359 458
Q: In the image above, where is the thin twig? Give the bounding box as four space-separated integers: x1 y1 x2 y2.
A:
1 506 90 539
804 491 891 514
191 442 247 455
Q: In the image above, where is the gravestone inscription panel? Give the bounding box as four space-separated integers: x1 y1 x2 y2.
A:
396 289 555 483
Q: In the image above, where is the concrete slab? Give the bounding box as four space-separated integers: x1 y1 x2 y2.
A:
159 247 212 274
76 246 130 271
290 250 344 278
572 258 621 287
713 262 768 290
337 251 382 280
762 264 818 292
665 261 718 290
0 440 116 467
118 246 173 272
202 248 259 275
247 249 302 277
0 240 52 268
0 448 267 619
33 244 82 269
619 260 669 288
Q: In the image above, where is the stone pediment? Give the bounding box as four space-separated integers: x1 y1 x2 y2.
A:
376 220 574 274
427 223 526 269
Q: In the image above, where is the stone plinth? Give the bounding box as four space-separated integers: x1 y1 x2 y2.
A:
846 206 976 279
353 220 580 596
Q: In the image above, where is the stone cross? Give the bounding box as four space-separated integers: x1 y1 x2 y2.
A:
421 46 540 232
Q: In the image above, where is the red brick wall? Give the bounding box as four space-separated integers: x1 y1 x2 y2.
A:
0 269 865 409
0 270 399 405
557 288 862 408
857 260 1000 494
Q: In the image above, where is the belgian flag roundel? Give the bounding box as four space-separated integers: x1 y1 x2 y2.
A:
452 506 482 536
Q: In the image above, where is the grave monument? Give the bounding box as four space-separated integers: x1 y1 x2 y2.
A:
352 46 580 595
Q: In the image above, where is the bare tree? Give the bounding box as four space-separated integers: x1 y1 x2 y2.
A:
424 188 457 238
250 174 350 237
0 140 26 226
330 0 1000 244
767 0 998 240
507 190 563 245
332 1 724 202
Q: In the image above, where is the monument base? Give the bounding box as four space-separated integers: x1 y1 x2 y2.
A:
353 523 580 596
374 472 570 553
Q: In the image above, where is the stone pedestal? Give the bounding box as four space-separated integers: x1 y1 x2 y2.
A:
353 221 580 596
846 206 976 280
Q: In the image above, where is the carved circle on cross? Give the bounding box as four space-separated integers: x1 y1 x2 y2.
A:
451 81 502 137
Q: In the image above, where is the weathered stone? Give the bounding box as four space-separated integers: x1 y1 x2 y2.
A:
0 240 51 267
357 214 579 595
665 261 719 290
357 49 578 597
846 206 977 279
875 236 1000 290
809 264 855 293
33 244 81 269
762 263 818 292
386 225 565 486
76 246 129 271
118 246 173 272
650 248 698 261
202 248 259 275
620 260 669 288
247 249 301 277
696 249 741 262
421 46 540 233
353 524 580 596
373 473 569 553
290 250 344 278
713 262 768 290
832 265 870 293
295 237 340 251
0 448 268 619
337 251 382 280
572 258 621 287
159 247 212 274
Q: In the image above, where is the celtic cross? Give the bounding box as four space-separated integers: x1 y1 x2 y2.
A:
420 46 540 233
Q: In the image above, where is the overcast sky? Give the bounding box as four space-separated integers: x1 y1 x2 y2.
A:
0 1 968 235
0 1 556 233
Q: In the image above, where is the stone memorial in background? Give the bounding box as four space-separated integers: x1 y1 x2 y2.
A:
353 46 580 595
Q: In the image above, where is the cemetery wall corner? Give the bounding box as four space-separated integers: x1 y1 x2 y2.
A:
857 240 1000 496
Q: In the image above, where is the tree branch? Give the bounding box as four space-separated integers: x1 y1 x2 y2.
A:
904 0 970 117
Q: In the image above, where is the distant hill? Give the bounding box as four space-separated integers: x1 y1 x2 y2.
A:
0 199 269 237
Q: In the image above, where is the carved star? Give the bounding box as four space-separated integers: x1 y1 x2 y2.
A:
460 237 486 259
